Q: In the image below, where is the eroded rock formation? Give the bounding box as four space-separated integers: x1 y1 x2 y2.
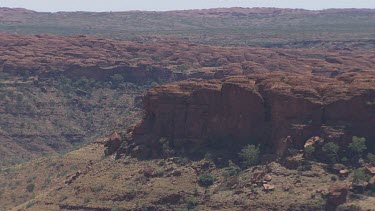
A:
114 72 375 158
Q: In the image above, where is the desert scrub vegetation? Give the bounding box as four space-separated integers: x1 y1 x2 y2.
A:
185 195 198 209
239 144 260 168
304 145 315 159
198 173 215 187
322 142 340 163
348 136 367 160
222 160 241 178
352 168 371 184
26 183 35 192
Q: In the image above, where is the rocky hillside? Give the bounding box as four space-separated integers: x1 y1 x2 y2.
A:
1 8 375 49
0 34 374 164
1 33 375 79
0 7 374 211
3 72 374 210
113 72 375 160
1 32 375 167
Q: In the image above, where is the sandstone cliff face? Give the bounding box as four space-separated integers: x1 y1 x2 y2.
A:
117 72 375 158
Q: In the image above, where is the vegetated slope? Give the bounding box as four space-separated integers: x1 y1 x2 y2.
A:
0 140 106 210
0 32 375 167
10 146 338 211
1 7 375 49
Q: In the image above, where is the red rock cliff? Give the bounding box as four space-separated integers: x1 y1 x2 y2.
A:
116 72 375 158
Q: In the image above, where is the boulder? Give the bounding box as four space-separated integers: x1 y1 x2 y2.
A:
251 171 266 184
264 174 272 181
141 165 156 178
282 184 291 191
263 184 275 191
104 132 123 156
339 169 350 177
364 165 375 177
304 136 324 148
326 182 349 207
331 163 346 174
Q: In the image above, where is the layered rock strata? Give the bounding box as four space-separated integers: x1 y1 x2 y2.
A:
113 72 375 158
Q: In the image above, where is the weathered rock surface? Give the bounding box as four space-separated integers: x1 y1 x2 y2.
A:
117 72 375 157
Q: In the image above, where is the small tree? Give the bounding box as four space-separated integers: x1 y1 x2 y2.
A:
322 142 340 163
239 145 260 168
349 136 367 158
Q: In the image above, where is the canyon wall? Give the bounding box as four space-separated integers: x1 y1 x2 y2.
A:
115 72 375 158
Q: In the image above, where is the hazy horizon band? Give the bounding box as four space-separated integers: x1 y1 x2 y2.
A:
0 0 374 12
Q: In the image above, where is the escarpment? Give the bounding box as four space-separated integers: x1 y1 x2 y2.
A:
112 72 375 158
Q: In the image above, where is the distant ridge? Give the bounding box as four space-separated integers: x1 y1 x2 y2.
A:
0 6 374 14
0 7 374 50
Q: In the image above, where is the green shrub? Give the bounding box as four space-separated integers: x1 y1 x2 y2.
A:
154 168 165 177
185 196 198 209
322 142 339 163
239 145 260 168
222 160 240 178
352 168 371 184
349 136 367 157
26 183 35 192
304 145 315 159
198 173 215 187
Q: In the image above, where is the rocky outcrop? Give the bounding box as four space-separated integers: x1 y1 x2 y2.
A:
115 72 375 158
104 132 123 156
